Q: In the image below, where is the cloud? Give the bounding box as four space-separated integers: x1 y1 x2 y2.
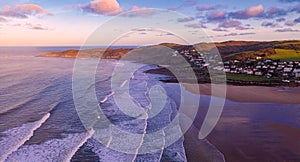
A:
239 32 256 35
131 28 154 32
215 32 256 38
206 11 226 22
177 17 194 22
184 23 207 29
295 17 300 23
0 4 50 19
24 23 49 30
196 5 220 11
212 28 228 32
81 0 123 15
230 4 264 19
265 7 287 18
285 20 296 26
0 17 7 22
279 0 300 2
122 6 155 17
261 21 278 28
283 17 300 26
276 18 286 22
275 28 300 32
224 33 238 37
157 32 175 36
219 20 241 28
290 4 300 13
236 26 253 30
170 0 197 10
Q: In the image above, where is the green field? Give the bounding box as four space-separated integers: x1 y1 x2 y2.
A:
266 49 300 61
226 73 280 82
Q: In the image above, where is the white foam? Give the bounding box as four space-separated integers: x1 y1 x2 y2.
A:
99 91 115 104
5 131 93 162
65 130 94 162
0 113 50 162
86 138 136 162
120 80 128 88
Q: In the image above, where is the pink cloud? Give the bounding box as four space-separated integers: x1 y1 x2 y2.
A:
285 20 296 26
184 23 207 29
0 4 50 18
219 20 241 28
230 4 264 19
177 17 194 22
235 26 253 30
246 5 264 16
122 6 155 17
82 0 123 15
265 7 287 18
275 28 300 32
207 11 226 22
212 28 228 32
24 23 49 30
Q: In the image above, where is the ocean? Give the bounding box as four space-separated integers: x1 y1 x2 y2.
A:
0 47 188 162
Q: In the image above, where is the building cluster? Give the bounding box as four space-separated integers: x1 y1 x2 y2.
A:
177 48 300 83
222 58 300 83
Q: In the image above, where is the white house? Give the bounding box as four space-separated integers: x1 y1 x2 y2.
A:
293 68 300 78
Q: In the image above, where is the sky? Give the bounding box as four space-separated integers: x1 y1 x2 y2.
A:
0 0 299 46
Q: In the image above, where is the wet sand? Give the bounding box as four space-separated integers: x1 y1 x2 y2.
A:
181 84 300 162
183 125 225 162
184 84 300 104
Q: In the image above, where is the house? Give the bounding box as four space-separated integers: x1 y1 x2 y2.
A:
293 68 300 78
224 69 230 72
284 67 293 73
282 80 290 83
255 72 263 76
265 60 273 63
247 70 254 75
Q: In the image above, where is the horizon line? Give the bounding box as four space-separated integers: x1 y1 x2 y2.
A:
1 39 299 47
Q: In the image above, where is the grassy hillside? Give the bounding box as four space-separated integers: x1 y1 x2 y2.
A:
213 40 300 61
266 49 300 61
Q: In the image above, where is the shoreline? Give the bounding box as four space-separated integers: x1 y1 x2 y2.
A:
183 125 225 162
180 83 300 161
183 83 300 104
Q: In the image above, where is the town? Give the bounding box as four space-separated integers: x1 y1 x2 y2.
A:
177 48 300 84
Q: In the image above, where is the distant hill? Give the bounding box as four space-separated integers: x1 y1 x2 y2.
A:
202 40 300 61
39 40 300 61
39 48 132 59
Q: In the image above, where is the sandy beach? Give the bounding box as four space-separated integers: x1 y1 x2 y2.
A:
183 125 225 162
182 84 300 162
184 84 300 104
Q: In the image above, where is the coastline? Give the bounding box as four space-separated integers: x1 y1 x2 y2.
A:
183 83 300 104
183 125 225 162
181 83 300 161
